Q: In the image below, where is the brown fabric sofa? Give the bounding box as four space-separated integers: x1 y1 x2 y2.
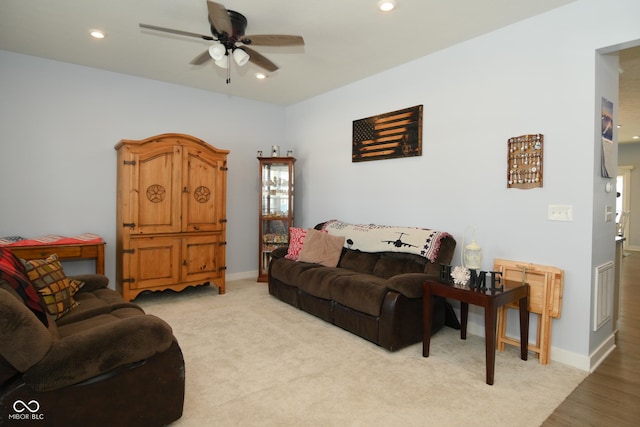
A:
0 273 184 426
268 222 458 351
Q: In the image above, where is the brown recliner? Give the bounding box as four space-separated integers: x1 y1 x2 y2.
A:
0 274 185 426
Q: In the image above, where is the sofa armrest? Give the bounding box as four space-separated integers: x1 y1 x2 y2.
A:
387 273 433 298
23 314 174 391
69 274 109 293
271 246 289 260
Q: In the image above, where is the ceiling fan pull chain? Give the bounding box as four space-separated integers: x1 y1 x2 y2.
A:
226 60 231 84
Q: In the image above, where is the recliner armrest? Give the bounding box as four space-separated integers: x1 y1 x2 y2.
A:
23 314 174 391
387 273 432 298
271 246 289 260
69 274 109 293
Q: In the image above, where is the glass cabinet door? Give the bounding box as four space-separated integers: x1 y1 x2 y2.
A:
258 157 295 281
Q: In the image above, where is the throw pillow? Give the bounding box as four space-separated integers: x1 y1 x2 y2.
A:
285 227 307 260
297 228 345 267
21 254 84 320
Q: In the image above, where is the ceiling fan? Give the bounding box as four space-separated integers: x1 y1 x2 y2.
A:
140 0 305 83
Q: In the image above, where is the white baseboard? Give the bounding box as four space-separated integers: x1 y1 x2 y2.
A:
227 270 259 281
588 333 617 372
465 321 592 371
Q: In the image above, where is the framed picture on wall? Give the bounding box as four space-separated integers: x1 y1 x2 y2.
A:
352 105 423 162
601 97 615 178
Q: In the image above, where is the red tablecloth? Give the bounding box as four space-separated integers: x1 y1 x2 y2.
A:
0 233 103 247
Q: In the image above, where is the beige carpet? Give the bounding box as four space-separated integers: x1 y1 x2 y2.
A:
136 279 587 427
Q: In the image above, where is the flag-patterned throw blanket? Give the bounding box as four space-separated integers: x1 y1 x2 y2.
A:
321 220 452 262
0 248 48 326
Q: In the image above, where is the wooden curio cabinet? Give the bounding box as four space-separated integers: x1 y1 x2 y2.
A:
115 133 229 301
258 156 295 282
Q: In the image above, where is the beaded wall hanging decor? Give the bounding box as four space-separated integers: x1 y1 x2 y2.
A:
507 133 543 189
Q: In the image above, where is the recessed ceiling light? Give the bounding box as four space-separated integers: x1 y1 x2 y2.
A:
255 73 267 80
378 0 397 12
90 30 106 39
633 135 639 139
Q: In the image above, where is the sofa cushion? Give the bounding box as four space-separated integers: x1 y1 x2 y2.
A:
270 258 321 287
338 250 379 274
297 228 345 267
373 253 426 279
56 307 146 338
56 288 144 327
298 267 359 300
22 254 84 320
330 274 390 317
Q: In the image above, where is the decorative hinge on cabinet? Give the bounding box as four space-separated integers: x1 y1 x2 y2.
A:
123 160 137 166
219 241 227 246
221 167 228 171
219 266 227 271
122 249 135 254
122 278 135 283
122 223 136 228
220 219 228 223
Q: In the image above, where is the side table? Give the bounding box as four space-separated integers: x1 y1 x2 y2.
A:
8 241 106 274
422 279 529 385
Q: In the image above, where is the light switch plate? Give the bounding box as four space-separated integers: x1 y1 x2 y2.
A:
605 205 614 222
548 205 573 221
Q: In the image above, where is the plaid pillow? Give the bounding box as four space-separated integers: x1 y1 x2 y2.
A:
21 254 84 320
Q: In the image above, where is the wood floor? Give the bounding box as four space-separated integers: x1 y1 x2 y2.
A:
542 252 640 426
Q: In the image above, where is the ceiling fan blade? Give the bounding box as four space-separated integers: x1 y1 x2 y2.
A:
207 1 233 36
139 23 213 41
242 35 305 47
243 46 279 72
190 50 212 65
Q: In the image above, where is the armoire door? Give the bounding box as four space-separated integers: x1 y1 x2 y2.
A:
182 147 226 233
181 234 224 284
129 145 182 235
128 236 181 290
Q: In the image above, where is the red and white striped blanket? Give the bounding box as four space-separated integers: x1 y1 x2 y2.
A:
0 233 103 247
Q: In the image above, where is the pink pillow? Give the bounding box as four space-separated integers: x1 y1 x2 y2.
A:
297 228 345 267
285 227 307 260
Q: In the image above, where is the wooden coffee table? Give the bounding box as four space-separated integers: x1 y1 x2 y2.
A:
422 279 529 385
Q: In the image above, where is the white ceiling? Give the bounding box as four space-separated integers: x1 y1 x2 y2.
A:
0 0 638 142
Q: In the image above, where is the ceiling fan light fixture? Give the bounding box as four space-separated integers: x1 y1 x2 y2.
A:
208 42 227 61
378 0 397 12
214 55 229 69
233 48 250 66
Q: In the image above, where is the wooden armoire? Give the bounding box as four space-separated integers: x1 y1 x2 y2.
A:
114 133 229 302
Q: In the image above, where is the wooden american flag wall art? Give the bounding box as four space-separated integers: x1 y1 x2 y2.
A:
352 105 423 162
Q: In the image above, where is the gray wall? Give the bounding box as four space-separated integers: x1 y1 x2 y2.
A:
0 50 287 280
618 143 640 249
